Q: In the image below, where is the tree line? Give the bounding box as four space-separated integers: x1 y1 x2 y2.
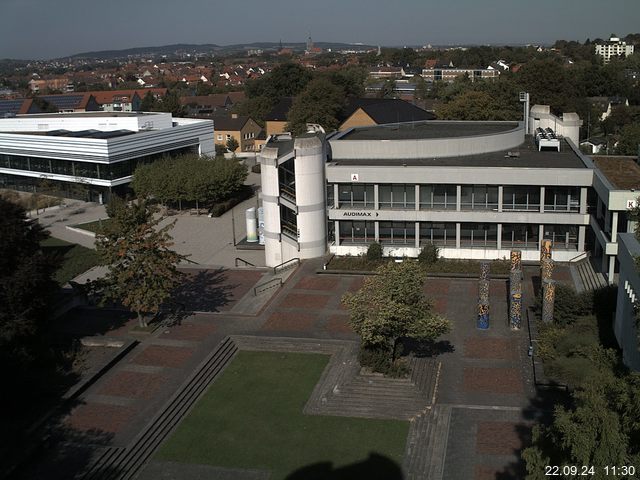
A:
130 154 248 210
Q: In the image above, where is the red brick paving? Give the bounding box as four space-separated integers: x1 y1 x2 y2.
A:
132 345 194 369
474 465 502 480
160 322 217 341
464 338 516 360
262 311 318 331
66 403 136 433
97 371 167 399
432 298 448 314
294 276 339 291
347 276 365 292
476 421 529 454
280 293 330 309
463 367 524 394
424 279 450 295
326 314 354 334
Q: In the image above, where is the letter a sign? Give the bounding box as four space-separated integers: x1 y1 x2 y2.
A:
351 173 359 182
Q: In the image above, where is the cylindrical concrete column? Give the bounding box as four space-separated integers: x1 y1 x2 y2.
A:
294 136 327 260
259 145 283 267
246 207 257 242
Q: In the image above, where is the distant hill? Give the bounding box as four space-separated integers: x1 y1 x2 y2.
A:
66 41 378 60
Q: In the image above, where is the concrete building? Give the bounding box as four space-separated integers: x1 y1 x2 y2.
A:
421 65 499 83
595 35 634 64
613 233 640 371
0 111 214 203
258 102 640 287
212 114 262 152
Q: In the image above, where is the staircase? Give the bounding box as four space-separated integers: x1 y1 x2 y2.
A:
571 257 607 293
79 337 239 480
403 405 452 480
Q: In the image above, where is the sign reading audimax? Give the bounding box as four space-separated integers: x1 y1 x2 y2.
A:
342 211 379 217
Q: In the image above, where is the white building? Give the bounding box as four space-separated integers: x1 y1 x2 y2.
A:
595 35 634 64
0 111 214 203
258 105 636 283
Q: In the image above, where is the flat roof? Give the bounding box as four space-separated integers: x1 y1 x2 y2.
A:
14 111 160 118
338 121 519 141
330 137 587 169
593 156 640 190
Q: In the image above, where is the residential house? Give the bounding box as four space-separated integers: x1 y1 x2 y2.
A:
339 98 435 131
212 114 263 152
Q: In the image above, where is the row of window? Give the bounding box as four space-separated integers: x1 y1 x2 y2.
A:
0 148 195 181
336 221 578 250
330 184 580 212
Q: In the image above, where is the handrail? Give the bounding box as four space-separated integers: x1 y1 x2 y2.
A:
568 251 589 263
273 257 300 274
235 257 256 267
254 278 283 296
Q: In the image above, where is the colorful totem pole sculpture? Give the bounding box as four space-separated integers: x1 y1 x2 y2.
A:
477 262 490 329
509 250 522 330
542 279 556 323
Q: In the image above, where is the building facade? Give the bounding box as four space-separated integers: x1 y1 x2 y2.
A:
595 35 635 64
0 112 214 203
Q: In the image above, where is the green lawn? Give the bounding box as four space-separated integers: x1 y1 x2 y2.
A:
41 237 99 285
72 218 112 233
156 351 409 479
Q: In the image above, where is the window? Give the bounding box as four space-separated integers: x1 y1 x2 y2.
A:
378 184 415 209
502 186 540 211
544 224 578 250
226 134 231 141
217 134 223 141
339 221 375 244
280 205 297 240
337 184 374 208
419 222 456 246
326 183 335 208
379 221 415 245
460 185 498 210
420 185 456 209
544 187 580 212
502 224 539 249
460 223 498 248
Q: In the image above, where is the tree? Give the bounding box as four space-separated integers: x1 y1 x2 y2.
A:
156 90 184 117
140 91 158 111
286 77 345 134
615 123 640 155
377 79 397 99
215 143 227 157
94 198 186 327
226 136 239 153
342 262 451 365
0 198 57 398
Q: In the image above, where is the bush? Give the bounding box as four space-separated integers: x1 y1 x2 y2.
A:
251 164 261 174
418 242 439 265
366 242 383 261
358 345 409 378
535 283 592 326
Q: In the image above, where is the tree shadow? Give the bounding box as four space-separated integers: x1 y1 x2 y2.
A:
284 453 404 480
7 421 121 480
401 338 455 358
172 268 238 313
52 307 137 338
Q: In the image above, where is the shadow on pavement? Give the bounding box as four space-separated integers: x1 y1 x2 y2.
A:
173 268 238 312
284 453 404 480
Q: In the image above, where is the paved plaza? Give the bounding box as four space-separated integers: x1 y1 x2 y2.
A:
15 258 564 480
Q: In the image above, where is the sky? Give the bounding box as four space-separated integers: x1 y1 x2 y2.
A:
1 0 639 59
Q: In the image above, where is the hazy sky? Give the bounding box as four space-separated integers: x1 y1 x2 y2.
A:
1 0 639 59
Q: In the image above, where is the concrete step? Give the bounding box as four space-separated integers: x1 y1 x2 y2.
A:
80 337 239 480
403 405 452 480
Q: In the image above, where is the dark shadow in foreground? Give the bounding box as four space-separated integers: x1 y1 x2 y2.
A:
284 453 403 480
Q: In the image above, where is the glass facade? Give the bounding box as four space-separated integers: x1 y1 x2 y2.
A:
460 223 498 247
339 221 375 244
502 224 539 249
379 221 415 245
379 184 415 209
544 224 578 250
280 205 297 239
420 222 456 246
419 185 456 209
0 147 195 182
338 183 374 208
544 186 580 212
460 185 499 210
503 186 540 211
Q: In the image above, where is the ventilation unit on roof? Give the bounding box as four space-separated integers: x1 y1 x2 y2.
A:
534 127 561 152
